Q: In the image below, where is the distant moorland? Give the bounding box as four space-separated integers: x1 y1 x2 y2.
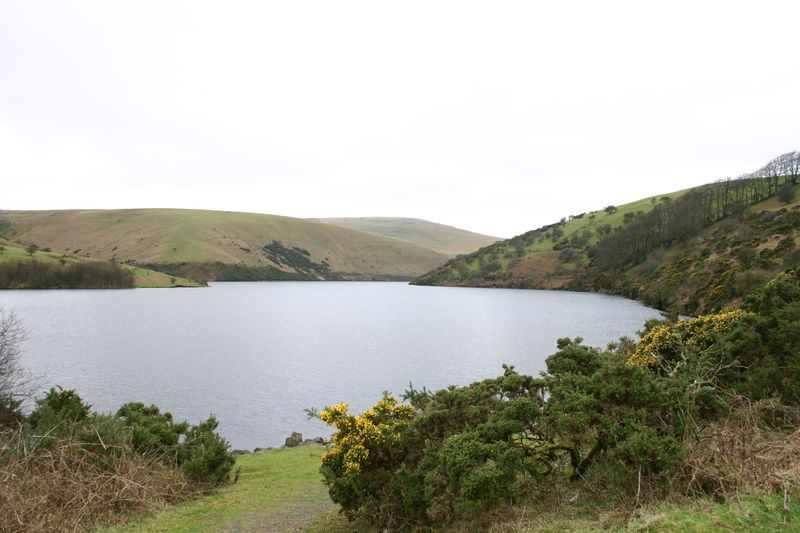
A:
0 209 497 283
311 217 500 256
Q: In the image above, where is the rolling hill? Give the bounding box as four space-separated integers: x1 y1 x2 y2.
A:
310 217 500 256
0 209 452 281
414 151 800 314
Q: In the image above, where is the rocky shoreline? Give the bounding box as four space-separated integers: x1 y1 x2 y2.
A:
231 432 330 455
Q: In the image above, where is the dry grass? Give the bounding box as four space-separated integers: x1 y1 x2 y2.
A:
676 397 800 500
0 428 197 533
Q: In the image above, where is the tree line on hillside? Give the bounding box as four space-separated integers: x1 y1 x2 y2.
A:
591 151 799 271
0 260 134 289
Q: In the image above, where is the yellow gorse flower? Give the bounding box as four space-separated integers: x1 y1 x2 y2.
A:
318 396 414 475
628 309 748 367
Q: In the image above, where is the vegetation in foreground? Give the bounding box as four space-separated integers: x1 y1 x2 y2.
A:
312 269 800 531
0 313 235 533
2 265 799 532
100 447 798 533
101 446 365 533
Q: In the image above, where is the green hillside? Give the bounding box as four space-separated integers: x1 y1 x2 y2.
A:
310 217 500 256
414 152 800 314
0 238 199 288
0 209 451 281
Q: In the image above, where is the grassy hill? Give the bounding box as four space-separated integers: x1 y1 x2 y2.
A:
413 188 691 290
0 238 200 288
414 152 800 314
310 217 500 256
0 209 451 281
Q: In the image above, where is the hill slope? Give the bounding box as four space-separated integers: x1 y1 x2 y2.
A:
0 238 200 288
0 209 451 281
310 217 500 256
414 152 800 314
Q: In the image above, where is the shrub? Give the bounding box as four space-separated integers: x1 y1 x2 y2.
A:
317 369 554 527
545 339 687 479
28 387 92 436
317 396 414 520
116 402 189 455
627 309 748 368
176 416 235 486
0 260 135 289
0 427 194 533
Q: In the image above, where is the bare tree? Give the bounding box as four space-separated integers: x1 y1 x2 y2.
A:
778 151 800 185
0 308 35 427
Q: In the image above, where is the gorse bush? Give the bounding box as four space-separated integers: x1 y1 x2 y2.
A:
28 386 92 436
317 369 550 528
22 388 235 486
177 415 236 485
317 270 800 530
544 338 688 480
116 402 189 455
628 309 748 368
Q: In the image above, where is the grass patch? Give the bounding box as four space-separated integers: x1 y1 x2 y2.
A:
101 445 368 533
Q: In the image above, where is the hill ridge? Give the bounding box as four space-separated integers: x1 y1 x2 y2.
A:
0 208 470 282
413 151 800 314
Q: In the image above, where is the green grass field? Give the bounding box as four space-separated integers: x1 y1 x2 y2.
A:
101 445 365 533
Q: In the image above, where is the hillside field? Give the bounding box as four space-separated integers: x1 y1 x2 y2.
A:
0 238 200 288
311 217 500 256
0 209 452 281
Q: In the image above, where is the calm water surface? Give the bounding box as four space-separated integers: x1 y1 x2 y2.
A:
1 282 660 449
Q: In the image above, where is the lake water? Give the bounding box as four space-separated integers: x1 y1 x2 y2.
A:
1 282 661 449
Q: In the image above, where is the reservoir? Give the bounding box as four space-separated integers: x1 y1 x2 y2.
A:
1 282 661 449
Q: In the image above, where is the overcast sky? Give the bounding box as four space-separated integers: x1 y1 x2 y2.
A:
1 1 798 238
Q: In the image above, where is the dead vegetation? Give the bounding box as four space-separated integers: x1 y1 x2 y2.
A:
677 397 800 500
0 427 198 533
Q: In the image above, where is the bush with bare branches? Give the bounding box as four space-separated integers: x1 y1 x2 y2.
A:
0 308 35 429
0 426 197 533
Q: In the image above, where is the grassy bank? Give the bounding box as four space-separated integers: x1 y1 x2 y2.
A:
0 238 201 288
100 445 797 533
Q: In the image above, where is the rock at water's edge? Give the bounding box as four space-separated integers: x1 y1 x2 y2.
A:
285 432 303 447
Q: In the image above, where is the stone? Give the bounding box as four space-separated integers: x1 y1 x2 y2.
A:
284 431 303 447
